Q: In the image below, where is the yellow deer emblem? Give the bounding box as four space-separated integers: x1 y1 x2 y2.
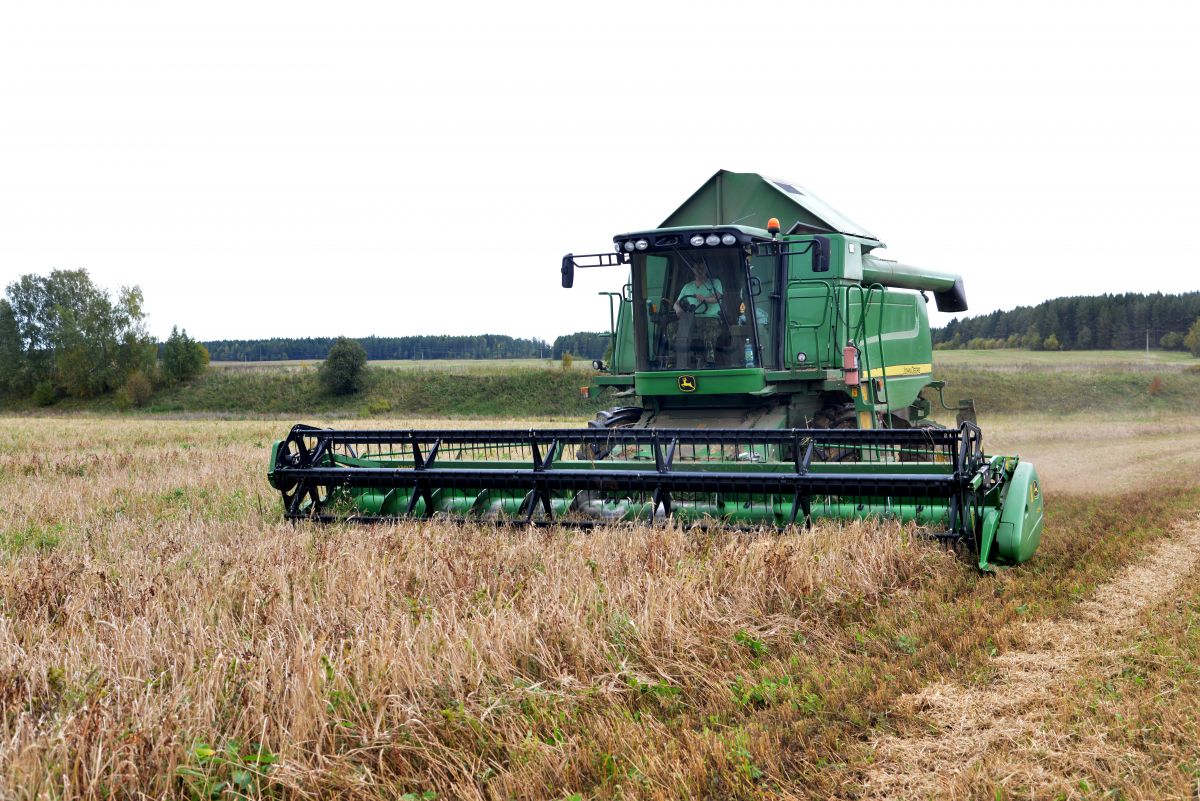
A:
677 375 697 393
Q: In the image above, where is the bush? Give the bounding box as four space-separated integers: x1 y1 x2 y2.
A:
319 337 368 395
561 352 574 370
1185 318 1200 357
32 381 57 407
118 370 154 409
366 397 393 415
1149 375 1165 397
1159 331 1185 350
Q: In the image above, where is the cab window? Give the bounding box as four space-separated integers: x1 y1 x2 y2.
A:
634 248 770 371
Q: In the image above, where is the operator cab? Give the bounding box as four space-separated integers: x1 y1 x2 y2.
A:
617 226 778 373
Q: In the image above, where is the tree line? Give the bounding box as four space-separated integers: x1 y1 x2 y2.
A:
1 269 209 406
933 292 1200 352
203 334 548 361
550 332 608 360
203 332 610 362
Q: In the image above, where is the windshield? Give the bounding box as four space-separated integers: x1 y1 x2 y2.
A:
632 247 775 371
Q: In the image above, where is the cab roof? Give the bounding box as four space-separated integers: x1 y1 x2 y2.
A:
612 223 772 241
659 170 881 244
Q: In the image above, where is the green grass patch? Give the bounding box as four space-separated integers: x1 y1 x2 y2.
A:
5 348 1197 419
176 739 279 799
0 523 63 555
144 365 605 418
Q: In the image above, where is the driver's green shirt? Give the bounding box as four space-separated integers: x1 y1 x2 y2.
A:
676 278 723 319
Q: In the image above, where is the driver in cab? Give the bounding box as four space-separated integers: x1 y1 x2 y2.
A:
673 259 723 319
670 258 724 368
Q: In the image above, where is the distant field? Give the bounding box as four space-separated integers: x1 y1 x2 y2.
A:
211 349 1198 374
921 350 1199 418
934 348 1197 371
212 358 593 372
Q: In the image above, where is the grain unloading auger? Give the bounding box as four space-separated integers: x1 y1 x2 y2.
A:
268 170 1044 570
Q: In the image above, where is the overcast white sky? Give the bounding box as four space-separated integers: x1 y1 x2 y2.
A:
1 0 1197 343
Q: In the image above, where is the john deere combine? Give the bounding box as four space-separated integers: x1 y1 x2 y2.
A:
268 171 1043 570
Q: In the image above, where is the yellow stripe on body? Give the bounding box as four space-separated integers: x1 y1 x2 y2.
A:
860 362 932 380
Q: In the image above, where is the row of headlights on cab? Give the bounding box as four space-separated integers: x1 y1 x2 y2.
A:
615 232 739 253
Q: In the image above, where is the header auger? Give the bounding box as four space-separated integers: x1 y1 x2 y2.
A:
268 170 1044 570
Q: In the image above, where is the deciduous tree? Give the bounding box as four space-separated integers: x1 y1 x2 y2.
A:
1185 318 1200 357
319 337 368 395
2 270 155 399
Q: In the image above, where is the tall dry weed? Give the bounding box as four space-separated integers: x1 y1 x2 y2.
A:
0 418 952 799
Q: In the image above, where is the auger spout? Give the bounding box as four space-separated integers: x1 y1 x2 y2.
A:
861 255 968 313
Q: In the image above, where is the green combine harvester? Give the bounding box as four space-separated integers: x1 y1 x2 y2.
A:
268 171 1043 570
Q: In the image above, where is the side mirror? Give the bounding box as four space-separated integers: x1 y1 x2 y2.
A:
561 254 575 288
748 276 762 296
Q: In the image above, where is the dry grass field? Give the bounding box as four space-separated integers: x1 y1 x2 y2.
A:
1 413 1199 799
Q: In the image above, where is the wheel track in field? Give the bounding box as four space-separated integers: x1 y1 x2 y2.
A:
863 514 1200 799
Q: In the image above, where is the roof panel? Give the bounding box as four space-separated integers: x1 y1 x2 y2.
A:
659 170 880 243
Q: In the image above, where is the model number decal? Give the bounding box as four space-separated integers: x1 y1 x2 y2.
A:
861 363 932 379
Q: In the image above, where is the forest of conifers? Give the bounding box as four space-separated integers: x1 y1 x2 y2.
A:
202 332 610 362
932 292 1200 351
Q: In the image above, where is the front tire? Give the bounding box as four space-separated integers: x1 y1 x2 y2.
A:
810 402 860 462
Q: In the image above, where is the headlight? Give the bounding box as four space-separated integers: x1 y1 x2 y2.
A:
623 240 635 252
635 239 649 251
721 233 737 246
614 242 622 253
689 234 705 247
705 234 721 246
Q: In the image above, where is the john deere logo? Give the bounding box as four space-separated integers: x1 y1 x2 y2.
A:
677 375 697 393
1030 480 1040 502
